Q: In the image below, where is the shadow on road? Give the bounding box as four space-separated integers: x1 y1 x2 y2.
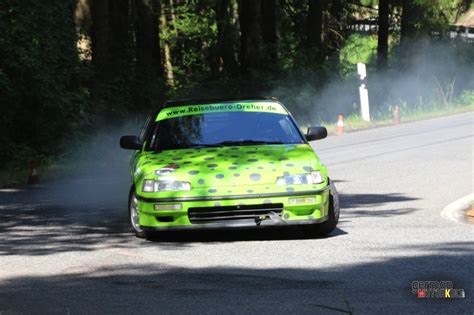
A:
340 193 420 218
0 204 132 256
0 195 348 255
341 193 419 208
0 187 418 255
146 227 348 243
0 241 471 313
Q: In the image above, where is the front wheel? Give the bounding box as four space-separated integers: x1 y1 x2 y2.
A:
317 180 340 235
302 180 340 237
128 188 147 238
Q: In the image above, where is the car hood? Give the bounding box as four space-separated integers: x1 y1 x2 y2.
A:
136 144 323 190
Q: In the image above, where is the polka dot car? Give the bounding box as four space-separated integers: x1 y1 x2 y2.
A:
120 98 340 238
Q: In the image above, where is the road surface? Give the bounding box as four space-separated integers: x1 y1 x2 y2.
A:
0 112 473 313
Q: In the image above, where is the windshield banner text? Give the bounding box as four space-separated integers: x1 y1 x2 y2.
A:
156 102 288 121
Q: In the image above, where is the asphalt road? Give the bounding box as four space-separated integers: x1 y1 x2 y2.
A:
0 113 473 314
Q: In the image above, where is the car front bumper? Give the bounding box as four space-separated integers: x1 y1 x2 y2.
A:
135 186 330 231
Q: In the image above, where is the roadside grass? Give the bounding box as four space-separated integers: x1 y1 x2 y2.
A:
0 164 52 189
320 103 474 134
0 168 29 188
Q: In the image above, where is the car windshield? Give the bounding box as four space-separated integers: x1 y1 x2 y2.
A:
147 111 305 150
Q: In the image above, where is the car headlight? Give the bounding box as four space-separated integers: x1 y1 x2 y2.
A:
276 171 324 186
142 180 192 192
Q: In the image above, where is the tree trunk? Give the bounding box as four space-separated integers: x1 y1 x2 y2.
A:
377 0 389 71
400 0 421 69
75 0 92 61
91 0 133 113
91 0 110 77
214 0 239 74
306 0 323 53
290 0 305 45
164 0 178 35
135 0 162 76
326 0 345 72
75 0 92 34
239 0 264 75
109 0 131 74
400 0 417 43
133 0 164 108
262 0 278 65
159 0 175 88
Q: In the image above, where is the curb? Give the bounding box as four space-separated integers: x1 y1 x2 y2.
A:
441 193 474 224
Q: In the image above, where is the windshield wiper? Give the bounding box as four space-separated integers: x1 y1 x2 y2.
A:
215 140 284 146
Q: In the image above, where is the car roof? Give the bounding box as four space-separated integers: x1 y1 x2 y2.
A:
163 97 278 108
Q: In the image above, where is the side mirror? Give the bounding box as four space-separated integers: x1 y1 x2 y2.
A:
120 135 142 150
306 126 327 141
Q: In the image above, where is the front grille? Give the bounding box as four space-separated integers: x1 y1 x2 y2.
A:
188 203 284 224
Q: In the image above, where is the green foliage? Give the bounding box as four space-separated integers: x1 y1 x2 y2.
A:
0 0 87 167
167 1 218 94
339 34 378 78
458 90 474 106
411 0 463 31
360 0 377 6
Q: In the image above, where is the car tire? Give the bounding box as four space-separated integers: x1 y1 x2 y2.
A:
128 187 148 239
317 179 340 235
303 179 340 237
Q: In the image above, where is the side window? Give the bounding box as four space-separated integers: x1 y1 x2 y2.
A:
138 114 153 144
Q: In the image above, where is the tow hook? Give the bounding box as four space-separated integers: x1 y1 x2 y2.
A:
255 211 281 225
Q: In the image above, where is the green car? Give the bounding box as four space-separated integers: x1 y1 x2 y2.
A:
120 98 340 238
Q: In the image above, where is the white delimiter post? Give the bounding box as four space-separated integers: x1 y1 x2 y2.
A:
357 63 370 122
